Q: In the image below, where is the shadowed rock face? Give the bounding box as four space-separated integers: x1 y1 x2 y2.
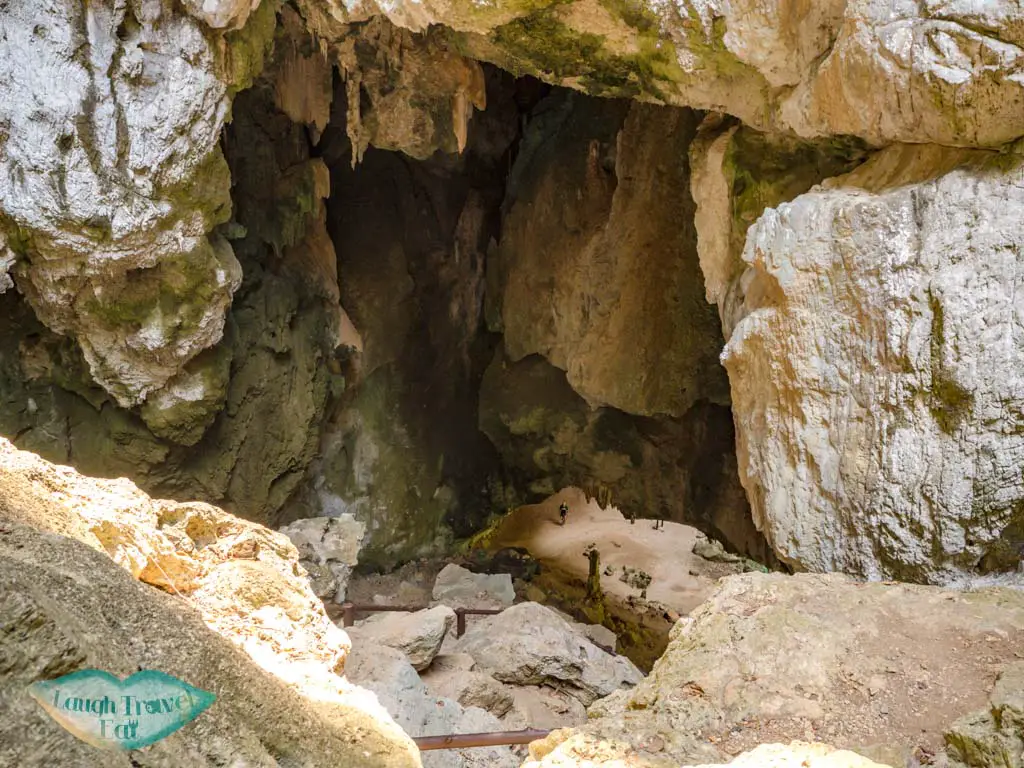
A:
479 88 768 560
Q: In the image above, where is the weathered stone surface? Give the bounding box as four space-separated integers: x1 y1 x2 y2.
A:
689 117 868 338
281 514 366 601
530 572 1024 766
526 740 891 768
720 142 1024 582
0 29 343 528
0 439 419 766
0 0 278 408
182 0 263 30
494 91 728 418
0 437 353 700
432 563 515 609
451 602 642 706
304 0 1024 148
479 348 772 563
691 742 892 768
348 606 456 671
289 69 525 565
420 659 516 717
346 644 519 768
946 663 1024 768
0 522 420 768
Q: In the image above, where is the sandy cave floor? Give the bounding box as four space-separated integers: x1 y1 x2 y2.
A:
344 488 746 667
485 487 745 616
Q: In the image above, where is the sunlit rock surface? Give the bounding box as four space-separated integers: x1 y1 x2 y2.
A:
0 437 419 766
526 572 1024 767
721 144 1024 582
0 0 278 407
301 0 1024 147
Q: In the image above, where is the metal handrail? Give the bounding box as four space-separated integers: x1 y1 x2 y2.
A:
413 728 551 750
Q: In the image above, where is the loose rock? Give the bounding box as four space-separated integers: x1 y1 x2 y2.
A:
348 606 457 671
432 563 515 609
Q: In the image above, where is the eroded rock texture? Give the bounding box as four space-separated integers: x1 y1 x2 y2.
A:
0 0 279 410
0 436 420 767
528 572 1024 767
300 0 1024 147
482 89 768 559
718 143 1024 582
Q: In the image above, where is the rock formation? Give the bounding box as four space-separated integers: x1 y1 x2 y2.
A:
0 437 418 766
527 571 1024 767
710 141 1024 582
2 0 1024 590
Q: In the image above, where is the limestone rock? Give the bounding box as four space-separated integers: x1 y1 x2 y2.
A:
305 0 1024 148
535 572 1024 766
525 740 892 768
346 644 519 768
495 91 728 418
0 32 343 527
500 685 587 732
0 437 351 703
451 602 642 706
182 0 262 30
691 742 891 768
0 0 276 407
692 534 742 564
946 663 1024 768
432 563 515 609
721 142 1024 582
0 522 420 768
689 117 868 338
420 656 515 717
348 606 457 671
280 515 366 602
478 349 773 563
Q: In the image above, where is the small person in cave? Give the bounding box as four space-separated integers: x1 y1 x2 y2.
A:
559 501 569 526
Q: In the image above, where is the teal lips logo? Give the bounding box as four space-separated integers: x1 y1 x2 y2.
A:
28 670 215 750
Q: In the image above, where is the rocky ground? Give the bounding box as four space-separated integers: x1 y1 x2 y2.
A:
526 573 1024 768
337 562 645 767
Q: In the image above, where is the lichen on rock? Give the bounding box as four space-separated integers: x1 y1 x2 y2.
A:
721 143 1024 582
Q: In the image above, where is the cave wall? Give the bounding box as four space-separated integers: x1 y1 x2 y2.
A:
479 87 769 559
283 65 530 566
0 19 343 524
4 1 1022 582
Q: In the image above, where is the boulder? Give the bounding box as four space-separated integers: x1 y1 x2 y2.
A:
0 525 418 766
420 658 515 717
0 437 351 700
451 602 642 706
946 663 1024 768
500 686 587 732
345 645 518 768
689 743 891 768
280 515 366 601
526 739 891 768
348 606 456 671
713 142 1024 582
530 572 1024 766
432 564 515 609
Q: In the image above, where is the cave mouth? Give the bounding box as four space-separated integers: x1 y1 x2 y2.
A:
215 19 775 571
0 15 772 580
